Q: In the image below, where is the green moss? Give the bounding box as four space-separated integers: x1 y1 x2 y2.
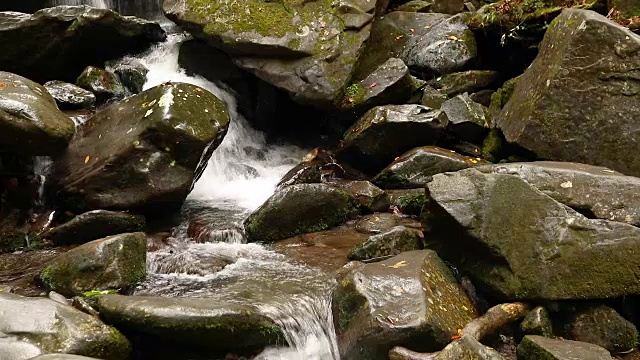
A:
482 128 507 162
344 82 367 104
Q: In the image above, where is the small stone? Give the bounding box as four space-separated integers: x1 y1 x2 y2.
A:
441 93 490 144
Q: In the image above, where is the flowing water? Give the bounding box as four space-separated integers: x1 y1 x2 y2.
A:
121 30 340 359
44 0 163 19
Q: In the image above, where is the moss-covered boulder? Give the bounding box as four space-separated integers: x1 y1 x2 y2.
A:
96 294 285 353
164 0 382 108
521 306 554 338
441 94 490 143
348 225 422 261
0 71 75 155
0 6 165 83
49 82 230 215
332 250 478 360
388 189 426 215
421 86 448 108
423 168 640 300
373 146 483 189
558 304 638 354
76 66 126 105
337 105 448 174
244 183 360 242
44 81 96 110
0 292 131 359
497 9 640 176
40 232 147 297
517 335 613 360
44 210 145 245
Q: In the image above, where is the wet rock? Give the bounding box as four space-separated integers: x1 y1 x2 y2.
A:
277 162 323 188
44 81 96 110
517 335 613 360
40 232 147 297
429 70 500 97
97 294 285 352
50 82 230 215
481 128 507 162
0 6 165 83
164 0 382 108
109 58 149 94
421 86 448 109
388 189 426 216
373 146 483 189
558 304 638 354
76 67 126 105
431 335 506 359
30 355 102 360
497 9 640 177
329 180 390 212
430 0 466 14
0 292 131 359
469 89 494 107
333 250 479 360
337 105 448 174
423 168 640 300
348 225 422 261
245 183 360 242
396 0 432 12
0 72 75 155
441 94 490 143
477 162 640 226
355 212 401 233
44 210 145 245
521 306 553 338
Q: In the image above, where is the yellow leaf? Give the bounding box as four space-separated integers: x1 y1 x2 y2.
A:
448 35 459 41
84 156 90 164
390 261 407 269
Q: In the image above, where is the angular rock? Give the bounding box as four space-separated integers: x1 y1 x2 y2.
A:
423 168 640 300
245 183 359 242
396 0 432 12
97 294 285 352
430 335 506 359
76 67 126 105
517 335 613 360
521 306 553 338
164 0 381 108
44 210 145 245
0 292 130 360
108 58 149 94
354 212 400 234
559 304 638 354
441 93 490 143
388 188 426 216
49 82 230 215
421 86 448 109
373 146 483 189
0 72 75 155
337 105 448 174
329 180 390 212
40 232 147 297
431 0 466 14
497 9 640 176
477 161 640 226
348 225 422 261
44 81 96 110
0 6 165 83
429 70 500 97
333 250 479 360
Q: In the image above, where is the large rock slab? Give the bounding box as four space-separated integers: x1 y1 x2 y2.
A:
0 6 165 83
97 294 285 353
244 183 360 242
497 9 640 177
517 335 613 360
423 168 640 300
333 250 478 360
44 210 145 245
0 292 131 360
49 82 230 215
0 72 75 155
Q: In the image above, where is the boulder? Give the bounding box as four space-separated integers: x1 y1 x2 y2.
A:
44 81 96 110
477 162 640 226
421 86 448 109
388 189 426 216
164 0 382 108
429 70 500 97
0 72 75 155
373 146 483 189
329 180 390 212
0 292 130 360
496 9 640 176
517 335 613 360
76 67 126 105
44 210 145 245
0 6 165 83
430 0 466 14
244 183 360 242
337 105 448 174
40 232 147 297
108 58 149 94
97 294 285 352
49 82 230 215
428 336 506 359
423 168 640 300
441 94 490 143
354 212 401 234
333 250 479 360
396 0 432 12
521 306 554 338
348 225 422 261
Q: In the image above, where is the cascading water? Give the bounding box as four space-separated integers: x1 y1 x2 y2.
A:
44 0 164 19
127 31 341 359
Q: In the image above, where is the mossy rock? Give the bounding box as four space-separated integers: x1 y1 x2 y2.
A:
387 189 426 216
517 335 613 360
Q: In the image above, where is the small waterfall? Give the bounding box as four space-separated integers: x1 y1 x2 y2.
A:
46 0 113 8
32 156 53 208
43 0 164 19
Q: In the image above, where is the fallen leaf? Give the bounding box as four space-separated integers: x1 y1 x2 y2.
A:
84 156 90 164
395 35 403 40
370 83 377 88
448 35 459 41
390 260 407 269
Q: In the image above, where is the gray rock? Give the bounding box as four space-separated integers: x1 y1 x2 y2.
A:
333 250 479 360
44 81 96 110
354 212 400 234
430 0 466 14
348 225 422 261
387 188 426 216
0 292 130 360
421 86 448 109
109 58 149 95
44 210 145 245
432 336 506 359
441 93 490 143
429 70 500 97
40 232 147 297
497 9 640 177
337 105 448 174
329 180 390 212
521 306 553 338
517 335 613 360
76 67 126 105
0 72 75 155
396 0 432 12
